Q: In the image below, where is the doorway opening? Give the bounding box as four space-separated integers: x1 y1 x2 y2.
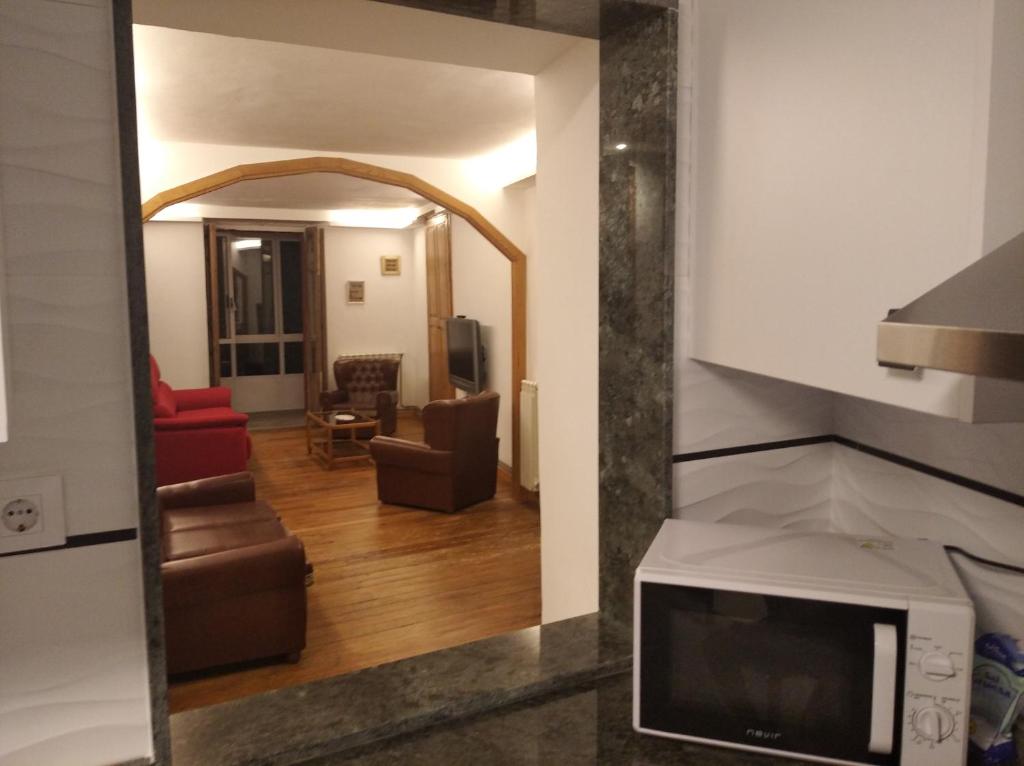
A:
212 229 306 414
142 165 535 712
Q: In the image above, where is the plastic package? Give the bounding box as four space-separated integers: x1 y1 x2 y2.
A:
969 633 1024 765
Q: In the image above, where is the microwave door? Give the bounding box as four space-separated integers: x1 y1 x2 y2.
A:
638 583 907 765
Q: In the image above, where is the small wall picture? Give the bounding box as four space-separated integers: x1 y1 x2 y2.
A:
380 255 401 276
347 280 365 303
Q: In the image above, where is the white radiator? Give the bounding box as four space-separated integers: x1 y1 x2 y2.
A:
519 380 540 492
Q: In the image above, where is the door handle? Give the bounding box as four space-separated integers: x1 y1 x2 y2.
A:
869 623 898 754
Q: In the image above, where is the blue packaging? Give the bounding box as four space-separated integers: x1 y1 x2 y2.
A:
969 633 1024 766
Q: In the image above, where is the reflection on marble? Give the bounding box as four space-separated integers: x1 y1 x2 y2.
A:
310 673 813 766
598 1 677 628
674 359 833 454
673 445 832 530
835 394 1024 497
170 613 632 766
112 0 171 759
371 0 680 40
372 0 603 38
832 446 1024 636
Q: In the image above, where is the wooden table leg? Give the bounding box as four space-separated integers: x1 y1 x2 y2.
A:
305 414 312 455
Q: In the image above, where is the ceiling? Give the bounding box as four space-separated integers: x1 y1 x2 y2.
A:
191 173 430 210
135 24 538 158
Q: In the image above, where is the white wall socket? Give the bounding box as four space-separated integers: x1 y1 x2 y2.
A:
0 475 64 555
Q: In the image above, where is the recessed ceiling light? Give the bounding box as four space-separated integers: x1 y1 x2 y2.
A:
615 143 628 151
234 239 262 250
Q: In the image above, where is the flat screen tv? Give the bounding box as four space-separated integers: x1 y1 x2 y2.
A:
446 316 486 394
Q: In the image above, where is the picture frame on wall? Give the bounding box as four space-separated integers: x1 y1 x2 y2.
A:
347 280 365 303
380 255 401 276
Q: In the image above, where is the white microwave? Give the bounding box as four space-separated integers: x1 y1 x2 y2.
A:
634 519 975 766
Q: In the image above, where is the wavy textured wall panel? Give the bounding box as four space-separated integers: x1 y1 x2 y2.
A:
674 358 833 454
833 447 1024 636
673 445 833 530
835 395 1024 498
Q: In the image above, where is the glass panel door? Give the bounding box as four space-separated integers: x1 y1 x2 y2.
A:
217 232 305 412
638 582 907 765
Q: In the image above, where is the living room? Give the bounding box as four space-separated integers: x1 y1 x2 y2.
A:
131 2 598 713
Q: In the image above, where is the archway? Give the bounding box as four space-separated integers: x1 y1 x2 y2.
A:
142 156 527 486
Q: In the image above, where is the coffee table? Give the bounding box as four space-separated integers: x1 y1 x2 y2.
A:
305 410 380 469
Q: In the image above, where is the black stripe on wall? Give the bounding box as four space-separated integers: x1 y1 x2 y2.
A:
673 435 1024 510
0 528 138 559
672 435 834 463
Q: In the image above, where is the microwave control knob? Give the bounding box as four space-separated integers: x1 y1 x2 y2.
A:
919 652 956 681
912 705 954 742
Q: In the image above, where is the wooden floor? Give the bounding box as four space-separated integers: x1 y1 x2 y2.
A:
168 412 540 713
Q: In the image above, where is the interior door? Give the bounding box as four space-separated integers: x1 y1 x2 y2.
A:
426 212 455 401
204 222 223 386
302 225 327 411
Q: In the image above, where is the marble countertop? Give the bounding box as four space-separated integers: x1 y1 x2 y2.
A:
306 673 812 766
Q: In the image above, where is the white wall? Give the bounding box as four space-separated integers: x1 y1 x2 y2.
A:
534 40 600 623
143 222 208 388
0 1 153 763
687 0 997 419
323 226 429 408
450 217 513 465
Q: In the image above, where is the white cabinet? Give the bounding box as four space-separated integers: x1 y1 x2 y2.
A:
684 0 1024 420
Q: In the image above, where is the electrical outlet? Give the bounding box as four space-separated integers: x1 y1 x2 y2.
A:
0 475 64 555
2 495 41 535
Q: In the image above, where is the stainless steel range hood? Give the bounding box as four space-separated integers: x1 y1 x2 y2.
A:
877 231 1024 381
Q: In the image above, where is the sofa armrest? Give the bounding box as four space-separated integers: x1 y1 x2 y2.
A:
162 534 306 609
369 436 453 475
375 390 398 412
175 386 232 411
319 389 349 411
157 472 256 510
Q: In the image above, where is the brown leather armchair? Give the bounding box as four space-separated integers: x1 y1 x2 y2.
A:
159 472 307 675
369 391 500 513
320 357 399 436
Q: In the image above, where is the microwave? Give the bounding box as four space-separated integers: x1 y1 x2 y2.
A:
634 519 975 766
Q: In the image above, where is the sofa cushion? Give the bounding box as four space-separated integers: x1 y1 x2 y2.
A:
154 406 248 430
161 534 306 612
154 381 177 418
162 500 277 536
163 517 286 562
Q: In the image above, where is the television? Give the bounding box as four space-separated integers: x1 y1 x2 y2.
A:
446 316 486 394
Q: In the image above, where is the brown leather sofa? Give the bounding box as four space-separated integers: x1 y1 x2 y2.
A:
159 472 307 675
320 357 399 436
369 391 500 513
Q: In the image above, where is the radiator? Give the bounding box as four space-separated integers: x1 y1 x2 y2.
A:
519 380 540 491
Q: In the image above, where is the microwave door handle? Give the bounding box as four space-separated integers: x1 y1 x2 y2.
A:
869 623 898 754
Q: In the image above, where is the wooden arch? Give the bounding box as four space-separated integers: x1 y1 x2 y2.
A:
142 156 526 486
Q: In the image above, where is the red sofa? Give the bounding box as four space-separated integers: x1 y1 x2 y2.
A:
150 356 252 486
